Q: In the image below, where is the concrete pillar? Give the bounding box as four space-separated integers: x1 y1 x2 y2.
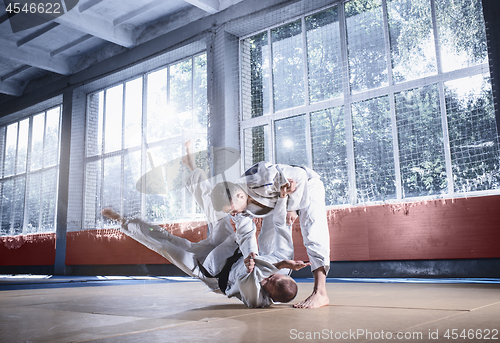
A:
54 90 73 275
208 30 241 181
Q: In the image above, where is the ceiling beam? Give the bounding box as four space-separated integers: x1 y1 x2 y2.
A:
183 0 219 14
1 65 32 81
78 0 104 12
113 0 165 26
55 10 135 48
0 36 72 75
50 34 93 56
0 79 26 97
17 22 60 47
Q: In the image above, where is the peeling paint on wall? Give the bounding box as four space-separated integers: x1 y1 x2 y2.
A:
1 233 54 250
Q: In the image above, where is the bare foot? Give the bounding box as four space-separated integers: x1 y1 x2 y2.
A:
293 291 330 309
101 208 124 224
294 266 329 308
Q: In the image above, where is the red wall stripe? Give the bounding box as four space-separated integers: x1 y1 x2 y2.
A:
0 233 56 266
1 196 500 266
65 222 208 265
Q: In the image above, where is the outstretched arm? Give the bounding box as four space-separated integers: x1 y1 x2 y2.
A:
274 260 311 271
244 252 310 273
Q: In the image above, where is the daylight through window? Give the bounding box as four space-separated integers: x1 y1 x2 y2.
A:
0 107 62 236
84 53 207 229
240 0 499 206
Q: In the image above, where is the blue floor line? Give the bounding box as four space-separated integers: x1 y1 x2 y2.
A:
0 275 199 291
296 277 500 284
1 276 499 291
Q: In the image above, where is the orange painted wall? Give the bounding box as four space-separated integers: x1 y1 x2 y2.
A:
1 195 500 267
0 233 56 266
291 195 500 262
65 222 208 265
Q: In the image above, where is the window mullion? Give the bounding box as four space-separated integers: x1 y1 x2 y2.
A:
305 112 313 169
268 29 274 117
389 93 401 199
302 17 313 169
238 39 244 123
239 124 244 171
22 117 34 233
53 107 62 232
431 0 443 75
267 28 277 163
302 17 310 107
382 0 402 200
102 91 107 157
36 112 49 231
11 122 21 234
120 83 126 216
100 91 107 225
382 0 393 87
432 0 453 195
191 57 195 133
438 82 454 196
269 117 276 164
82 96 90 230
14 121 20 176
0 127 5 179
141 75 148 218
42 111 47 169
339 1 356 205
187 57 196 217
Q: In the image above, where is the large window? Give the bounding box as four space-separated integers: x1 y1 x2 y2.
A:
0 107 62 236
84 53 207 229
240 0 499 206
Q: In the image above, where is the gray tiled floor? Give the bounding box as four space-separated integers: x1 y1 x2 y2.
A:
0 277 499 342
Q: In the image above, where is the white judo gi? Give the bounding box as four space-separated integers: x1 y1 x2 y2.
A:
234 162 330 274
117 168 294 308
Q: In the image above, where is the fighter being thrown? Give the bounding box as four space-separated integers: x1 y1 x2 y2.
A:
211 160 331 309
101 143 311 308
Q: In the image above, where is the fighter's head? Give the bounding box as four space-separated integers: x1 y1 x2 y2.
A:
261 273 298 303
211 181 248 215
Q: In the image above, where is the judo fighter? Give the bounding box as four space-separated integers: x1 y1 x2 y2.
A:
211 162 330 308
101 144 310 308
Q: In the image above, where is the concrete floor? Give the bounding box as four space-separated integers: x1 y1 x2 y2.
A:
1 276 499 343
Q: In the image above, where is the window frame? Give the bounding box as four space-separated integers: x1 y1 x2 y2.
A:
83 52 208 229
0 105 62 236
238 0 498 207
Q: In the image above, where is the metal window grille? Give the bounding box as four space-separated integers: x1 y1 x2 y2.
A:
0 106 62 236
239 0 499 207
83 53 208 229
